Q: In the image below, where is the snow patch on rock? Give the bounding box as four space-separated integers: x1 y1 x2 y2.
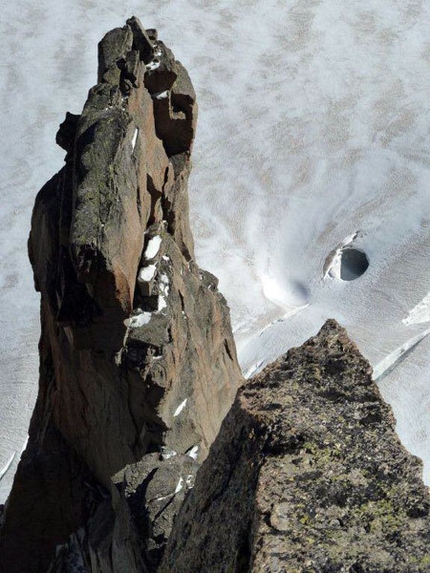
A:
125 311 152 328
144 236 162 260
146 60 160 71
186 445 199 460
131 128 138 151
138 264 157 283
173 399 187 417
155 90 169 100
174 476 184 494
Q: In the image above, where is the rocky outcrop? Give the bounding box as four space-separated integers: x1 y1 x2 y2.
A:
0 17 242 573
161 320 430 573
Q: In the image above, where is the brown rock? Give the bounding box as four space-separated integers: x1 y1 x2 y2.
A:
0 18 242 573
161 320 430 573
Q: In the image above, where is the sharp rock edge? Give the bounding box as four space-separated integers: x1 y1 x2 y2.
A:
0 17 243 573
161 320 430 573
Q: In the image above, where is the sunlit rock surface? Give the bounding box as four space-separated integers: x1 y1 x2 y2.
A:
0 18 242 573
161 320 430 573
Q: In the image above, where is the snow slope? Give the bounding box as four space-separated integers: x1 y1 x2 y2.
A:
0 0 429 500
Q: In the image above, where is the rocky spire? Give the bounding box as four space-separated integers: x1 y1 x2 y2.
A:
161 320 430 573
0 17 243 572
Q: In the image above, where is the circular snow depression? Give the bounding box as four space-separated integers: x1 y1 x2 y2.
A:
339 247 369 281
324 241 369 282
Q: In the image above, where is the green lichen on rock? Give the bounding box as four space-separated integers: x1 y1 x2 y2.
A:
161 320 430 573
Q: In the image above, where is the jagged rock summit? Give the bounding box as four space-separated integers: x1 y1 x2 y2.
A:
0 17 242 573
161 320 430 573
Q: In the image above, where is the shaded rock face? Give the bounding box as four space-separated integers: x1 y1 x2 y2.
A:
0 17 242 573
161 320 430 573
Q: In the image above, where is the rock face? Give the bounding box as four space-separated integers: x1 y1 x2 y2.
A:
0 17 242 573
161 320 430 573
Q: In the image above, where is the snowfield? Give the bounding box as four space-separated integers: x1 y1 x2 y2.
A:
0 0 429 500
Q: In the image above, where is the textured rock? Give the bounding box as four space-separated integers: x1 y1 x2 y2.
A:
0 18 242 573
161 320 430 573
112 452 199 569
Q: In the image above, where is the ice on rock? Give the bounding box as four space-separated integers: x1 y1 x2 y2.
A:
138 264 157 283
173 398 187 417
186 445 199 460
155 90 169 100
131 128 138 151
159 274 169 294
124 311 152 328
174 476 184 494
145 60 160 71
144 236 162 260
185 474 195 488
158 296 167 311
157 273 170 312
161 446 177 460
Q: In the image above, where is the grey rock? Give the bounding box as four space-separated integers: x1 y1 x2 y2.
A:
112 453 199 568
126 17 154 64
56 111 80 154
98 26 134 85
161 320 430 573
0 18 242 573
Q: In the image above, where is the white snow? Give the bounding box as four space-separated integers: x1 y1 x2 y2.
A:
324 233 361 280
174 476 184 494
125 311 152 328
159 273 169 294
243 360 264 380
373 327 430 381
173 398 187 417
186 445 199 460
403 293 430 326
131 128 139 151
161 446 177 460
155 90 169 100
144 236 162 260
185 474 194 488
0 451 16 482
157 273 170 312
138 264 157 283
146 60 160 71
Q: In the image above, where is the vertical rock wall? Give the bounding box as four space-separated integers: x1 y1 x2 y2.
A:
0 18 243 573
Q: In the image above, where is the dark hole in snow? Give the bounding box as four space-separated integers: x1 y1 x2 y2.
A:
340 248 369 281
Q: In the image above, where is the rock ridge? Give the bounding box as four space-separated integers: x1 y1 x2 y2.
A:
0 17 242 573
161 319 430 573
